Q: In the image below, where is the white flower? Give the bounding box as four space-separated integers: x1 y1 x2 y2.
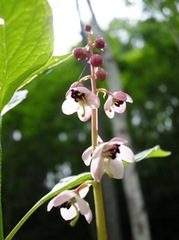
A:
82 137 134 181
47 184 92 225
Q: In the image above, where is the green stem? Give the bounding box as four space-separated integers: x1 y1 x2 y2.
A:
88 29 108 239
93 182 107 240
0 115 4 240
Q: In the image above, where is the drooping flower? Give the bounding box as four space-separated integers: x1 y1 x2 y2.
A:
47 184 92 226
82 137 134 182
104 91 133 119
62 82 100 121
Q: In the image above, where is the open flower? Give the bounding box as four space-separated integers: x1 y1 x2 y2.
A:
82 137 134 182
47 184 92 226
62 82 100 121
104 91 133 118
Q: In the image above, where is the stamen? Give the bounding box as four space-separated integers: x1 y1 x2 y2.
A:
104 144 120 159
71 89 85 102
113 98 124 107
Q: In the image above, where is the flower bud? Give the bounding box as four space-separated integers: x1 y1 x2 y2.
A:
72 47 88 60
85 25 92 32
95 67 108 81
89 54 103 67
94 38 106 50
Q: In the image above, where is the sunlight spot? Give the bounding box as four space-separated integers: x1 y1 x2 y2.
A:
56 162 72 179
162 7 171 16
12 130 22 141
44 172 56 189
116 29 130 44
58 132 68 142
171 97 179 107
77 132 86 142
44 162 72 190
159 84 167 93
145 101 154 110
0 18 4 25
157 124 165 133
131 110 141 126
164 118 172 131
131 38 144 49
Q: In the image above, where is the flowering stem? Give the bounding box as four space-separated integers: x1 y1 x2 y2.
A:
90 54 107 239
0 115 4 240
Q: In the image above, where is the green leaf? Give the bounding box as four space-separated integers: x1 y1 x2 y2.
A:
19 53 72 89
47 172 92 199
1 89 28 116
0 0 53 111
135 145 171 162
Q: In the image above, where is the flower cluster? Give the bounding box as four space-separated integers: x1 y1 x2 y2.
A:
61 25 133 122
48 25 135 226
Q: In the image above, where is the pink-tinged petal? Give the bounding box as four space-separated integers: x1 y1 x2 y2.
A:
47 190 75 211
104 96 113 111
62 99 79 115
78 185 90 198
75 195 90 215
60 205 77 220
109 137 127 145
84 208 93 223
113 101 126 113
77 105 92 121
120 145 134 163
82 149 92 165
76 86 100 109
105 108 115 119
91 144 106 181
70 81 83 88
113 91 127 101
82 146 93 166
91 158 104 182
97 135 103 144
126 93 133 103
77 86 90 93
105 159 124 179
86 92 100 109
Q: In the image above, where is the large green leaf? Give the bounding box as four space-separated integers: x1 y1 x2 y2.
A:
19 53 72 89
1 89 28 116
0 0 54 111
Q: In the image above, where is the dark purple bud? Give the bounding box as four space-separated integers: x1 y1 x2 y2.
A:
72 48 88 60
95 67 108 81
94 38 106 49
85 25 92 32
89 54 103 67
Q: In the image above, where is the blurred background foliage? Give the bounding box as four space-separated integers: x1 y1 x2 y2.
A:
2 1 179 239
